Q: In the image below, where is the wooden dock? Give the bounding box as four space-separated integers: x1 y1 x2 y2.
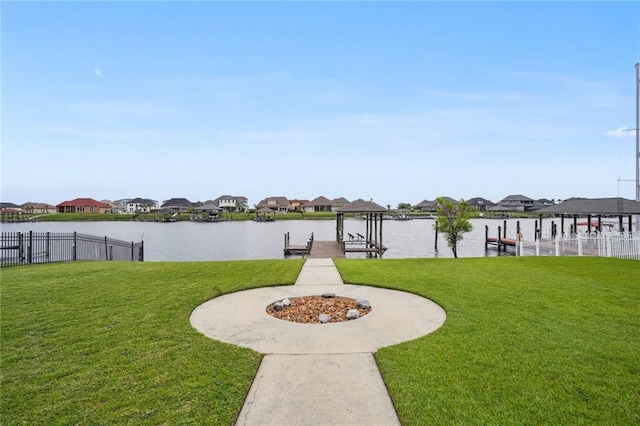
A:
485 236 517 253
283 232 384 258
309 241 346 258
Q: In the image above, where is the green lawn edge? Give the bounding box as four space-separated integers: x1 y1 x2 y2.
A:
0 259 305 425
334 256 640 425
2 257 639 424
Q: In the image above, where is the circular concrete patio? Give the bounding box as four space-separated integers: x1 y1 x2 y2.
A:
190 284 446 354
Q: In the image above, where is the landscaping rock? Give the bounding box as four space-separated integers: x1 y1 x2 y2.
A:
346 309 360 320
318 313 331 323
273 301 285 311
322 293 336 298
356 299 371 309
281 298 291 307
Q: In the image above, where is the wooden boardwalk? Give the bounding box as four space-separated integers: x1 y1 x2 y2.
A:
308 241 346 258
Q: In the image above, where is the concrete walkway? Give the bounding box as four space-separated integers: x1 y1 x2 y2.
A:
190 258 447 426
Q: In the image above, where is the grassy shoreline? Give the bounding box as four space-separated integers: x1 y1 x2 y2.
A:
2 257 638 424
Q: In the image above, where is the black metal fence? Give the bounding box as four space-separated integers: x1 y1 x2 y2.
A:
0 231 144 268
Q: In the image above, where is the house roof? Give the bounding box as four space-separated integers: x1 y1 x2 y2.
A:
535 197 640 215
129 197 156 204
467 197 496 206
1 202 21 209
307 196 333 206
331 197 349 205
21 202 56 209
161 198 192 207
257 197 289 208
213 195 248 202
57 198 110 208
500 194 534 202
337 199 387 213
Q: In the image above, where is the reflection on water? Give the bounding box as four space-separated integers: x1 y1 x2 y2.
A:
1 217 560 261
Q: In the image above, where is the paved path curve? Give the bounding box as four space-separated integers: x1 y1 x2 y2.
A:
190 258 447 425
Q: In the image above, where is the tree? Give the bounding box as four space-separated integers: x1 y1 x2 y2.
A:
397 202 412 210
434 197 473 258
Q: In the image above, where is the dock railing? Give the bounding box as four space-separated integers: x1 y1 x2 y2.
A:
517 232 639 260
1 231 144 268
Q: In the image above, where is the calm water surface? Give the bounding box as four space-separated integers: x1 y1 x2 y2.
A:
1 218 559 261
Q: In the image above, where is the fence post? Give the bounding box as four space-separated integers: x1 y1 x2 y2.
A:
28 231 33 264
18 232 24 263
131 241 134 261
73 232 77 261
46 231 50 260
139 241 144 261
605 233 612 258
109 245 113 261
104 236 109 260
578 233 583 256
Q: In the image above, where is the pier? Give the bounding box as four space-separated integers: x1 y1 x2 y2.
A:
283 199 390 259
283 232 314 256
485 221 519 253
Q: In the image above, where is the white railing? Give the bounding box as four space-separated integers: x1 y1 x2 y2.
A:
517 233 640 261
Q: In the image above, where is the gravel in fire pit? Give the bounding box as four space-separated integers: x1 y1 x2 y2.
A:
266 295 371 324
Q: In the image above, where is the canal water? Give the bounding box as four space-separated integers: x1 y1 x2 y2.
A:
1 218 558 261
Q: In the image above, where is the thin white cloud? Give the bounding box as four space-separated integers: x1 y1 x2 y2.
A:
605 127 636 138
93 67 103 77
40 123 187 143
67 100 175 116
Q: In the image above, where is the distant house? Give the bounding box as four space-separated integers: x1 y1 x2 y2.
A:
256 196 289 213
57 198 111 214
303 196 333 213
21 202 56 214
161 198 193 212
288 199 309 212
127 198 159 213
413 197 457 212
111 199 131 214
413 200 435 212
213 195 248 212
331 197 350 212
498 194 536 212
1 202 22 212
467 197 496 212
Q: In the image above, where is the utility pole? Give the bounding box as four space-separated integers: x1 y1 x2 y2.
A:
635 63 639 233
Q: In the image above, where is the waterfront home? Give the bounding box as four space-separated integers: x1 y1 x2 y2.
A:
498 194 536 212
413 197 457 212
161 198 193 212
57 198 111 214
212 195 248 212
21 202 56 214
288 199 310 212
1 202 23 212
303 196 333 213
256 196 289 213
127 198 159 213
467 197 496 212
331 197 350 212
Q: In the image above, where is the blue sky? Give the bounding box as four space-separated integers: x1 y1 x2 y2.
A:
2 1 639 208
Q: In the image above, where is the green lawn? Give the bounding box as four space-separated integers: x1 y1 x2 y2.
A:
335 256 640 425
1 257 638 425
0 260 304 425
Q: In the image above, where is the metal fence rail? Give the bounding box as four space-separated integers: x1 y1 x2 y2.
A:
1 231 144 268
518 232 640 260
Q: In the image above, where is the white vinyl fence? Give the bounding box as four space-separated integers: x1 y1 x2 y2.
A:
518 233 640 261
